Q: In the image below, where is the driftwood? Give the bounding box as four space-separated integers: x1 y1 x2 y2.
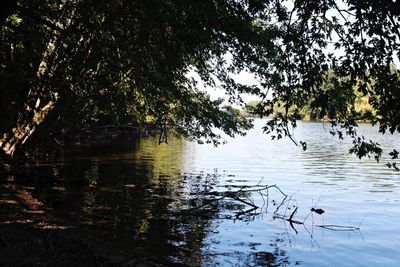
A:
184 184 287 219
185 181 361 234
315 225 360 231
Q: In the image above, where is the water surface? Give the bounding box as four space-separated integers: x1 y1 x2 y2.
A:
27 120 400 266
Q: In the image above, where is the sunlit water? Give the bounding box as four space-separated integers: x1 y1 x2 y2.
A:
27 120 400 266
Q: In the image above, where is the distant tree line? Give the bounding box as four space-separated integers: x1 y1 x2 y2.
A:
244 70 384 122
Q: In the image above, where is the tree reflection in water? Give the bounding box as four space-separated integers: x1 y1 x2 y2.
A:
22 138 297 266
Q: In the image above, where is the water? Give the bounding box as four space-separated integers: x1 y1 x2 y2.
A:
20 120 400 266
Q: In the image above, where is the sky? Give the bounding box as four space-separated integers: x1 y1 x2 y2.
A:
192 0 400 107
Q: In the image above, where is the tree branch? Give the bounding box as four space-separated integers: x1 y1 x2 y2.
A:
15 5 65 32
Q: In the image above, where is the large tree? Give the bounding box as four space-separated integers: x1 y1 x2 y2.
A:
1 0 400 167
0 0 256 158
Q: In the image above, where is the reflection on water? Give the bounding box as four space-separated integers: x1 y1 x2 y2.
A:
13 120 400 266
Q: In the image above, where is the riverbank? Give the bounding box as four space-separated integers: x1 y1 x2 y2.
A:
64 125 158 144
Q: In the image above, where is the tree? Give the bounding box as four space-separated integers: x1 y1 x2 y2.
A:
1 0 400 168
0 0 255 159
243 0 400 166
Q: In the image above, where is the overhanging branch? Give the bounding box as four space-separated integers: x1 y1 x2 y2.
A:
15 5 65 33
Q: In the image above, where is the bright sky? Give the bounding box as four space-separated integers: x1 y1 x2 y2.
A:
188 66 261 106
193 0 400 107
207 71 261 104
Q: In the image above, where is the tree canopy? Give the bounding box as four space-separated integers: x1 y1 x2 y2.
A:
1 0 400 167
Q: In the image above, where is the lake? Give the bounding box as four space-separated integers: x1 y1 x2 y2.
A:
29 120 400 266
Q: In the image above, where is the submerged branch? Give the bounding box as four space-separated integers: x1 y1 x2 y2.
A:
315 225 360 231
187 182 361 233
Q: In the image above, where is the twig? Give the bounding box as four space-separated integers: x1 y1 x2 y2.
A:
235 207 258 219
268 184 288 197
273 194 288 214
232 196 258 209
289 206 298 221
315 225 360 231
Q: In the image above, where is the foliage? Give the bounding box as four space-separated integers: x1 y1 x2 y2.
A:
245 78 377 122
0 0 400 169
241 0 400 168
1 0 258 156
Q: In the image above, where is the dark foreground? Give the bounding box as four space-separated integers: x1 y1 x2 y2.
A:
0 175 175 267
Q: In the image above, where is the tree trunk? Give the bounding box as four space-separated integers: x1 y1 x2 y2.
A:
0 0 75 160
0 99 56 157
